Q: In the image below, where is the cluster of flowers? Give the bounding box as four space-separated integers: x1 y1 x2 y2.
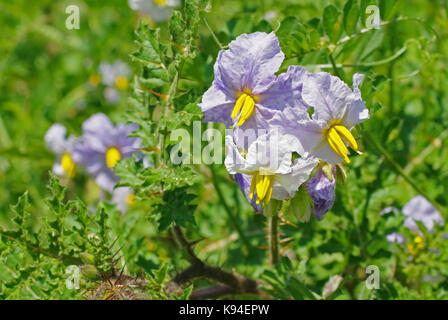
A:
45 113 145 213
383 195 444 257
88 61 131 104
199 32 369 219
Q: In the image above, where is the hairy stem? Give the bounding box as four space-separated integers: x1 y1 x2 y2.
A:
266 200 281 266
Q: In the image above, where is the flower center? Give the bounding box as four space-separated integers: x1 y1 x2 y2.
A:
408 235 424 257
324 124 358 163
231 89 258 126
154 0 167 7
249 172 275 205
106 147 121 168
115 76 129 91
126 194 136 206
61 153 76 178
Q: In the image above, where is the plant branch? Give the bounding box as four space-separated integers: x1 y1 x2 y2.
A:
169 226 260 296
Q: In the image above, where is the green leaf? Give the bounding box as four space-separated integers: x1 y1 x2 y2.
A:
157 187 197 231
277 16 319 57
379 0 397 20
323 5 342 43
343 0 359 36
233 15 254 37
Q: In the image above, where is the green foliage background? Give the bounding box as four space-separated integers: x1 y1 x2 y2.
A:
1 0 448 299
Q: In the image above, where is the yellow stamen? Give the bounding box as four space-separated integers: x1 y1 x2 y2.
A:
408 244 416 256
115 76 129 91
126 194 136 206
250 173 275 205
414 235 424 249
249 172 257 200
265 177 274 204
334 125 358 151
106 147 121 168
61 153 76 178
327 127 350 163
154 0 167 6
231 94 247 119
237 95 255 126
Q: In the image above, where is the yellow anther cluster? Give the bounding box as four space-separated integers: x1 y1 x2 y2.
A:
61 153 76 178
105 147 121 168
154 0 167 6
325 125 358 163
115 76 129 91
408 235 424 257
231 91 257 127
126 194 136 206
249 172 275 205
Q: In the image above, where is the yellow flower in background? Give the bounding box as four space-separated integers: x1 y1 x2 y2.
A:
88 73 101 87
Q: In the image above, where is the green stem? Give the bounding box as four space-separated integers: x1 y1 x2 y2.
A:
403 129 448 175
363 131 445 214
328 52 341 78
266 200 281 266
203 18 224 50
307 46 407 69
210 166 251 251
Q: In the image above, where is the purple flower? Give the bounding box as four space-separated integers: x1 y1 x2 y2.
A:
72 113 141 192
44 123 78 178
111 187 136 214
278 72 369 165
385 195 444 246
306 168 336 221
225 131 318 205
199 32 307 129
402 195 443 233
386 232 406 245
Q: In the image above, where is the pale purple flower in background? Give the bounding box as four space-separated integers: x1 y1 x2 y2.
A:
386 232 406 245
280 72 369 165
128 0 180 22
199 32 308 129
44 123 78 178
402 195 444 233
380 206 399 216
385 195 444 245
99 60 130 90
72 113 141 193
225 131 318 205
104 87 121 104
306 168 336 221
111 187 136 214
